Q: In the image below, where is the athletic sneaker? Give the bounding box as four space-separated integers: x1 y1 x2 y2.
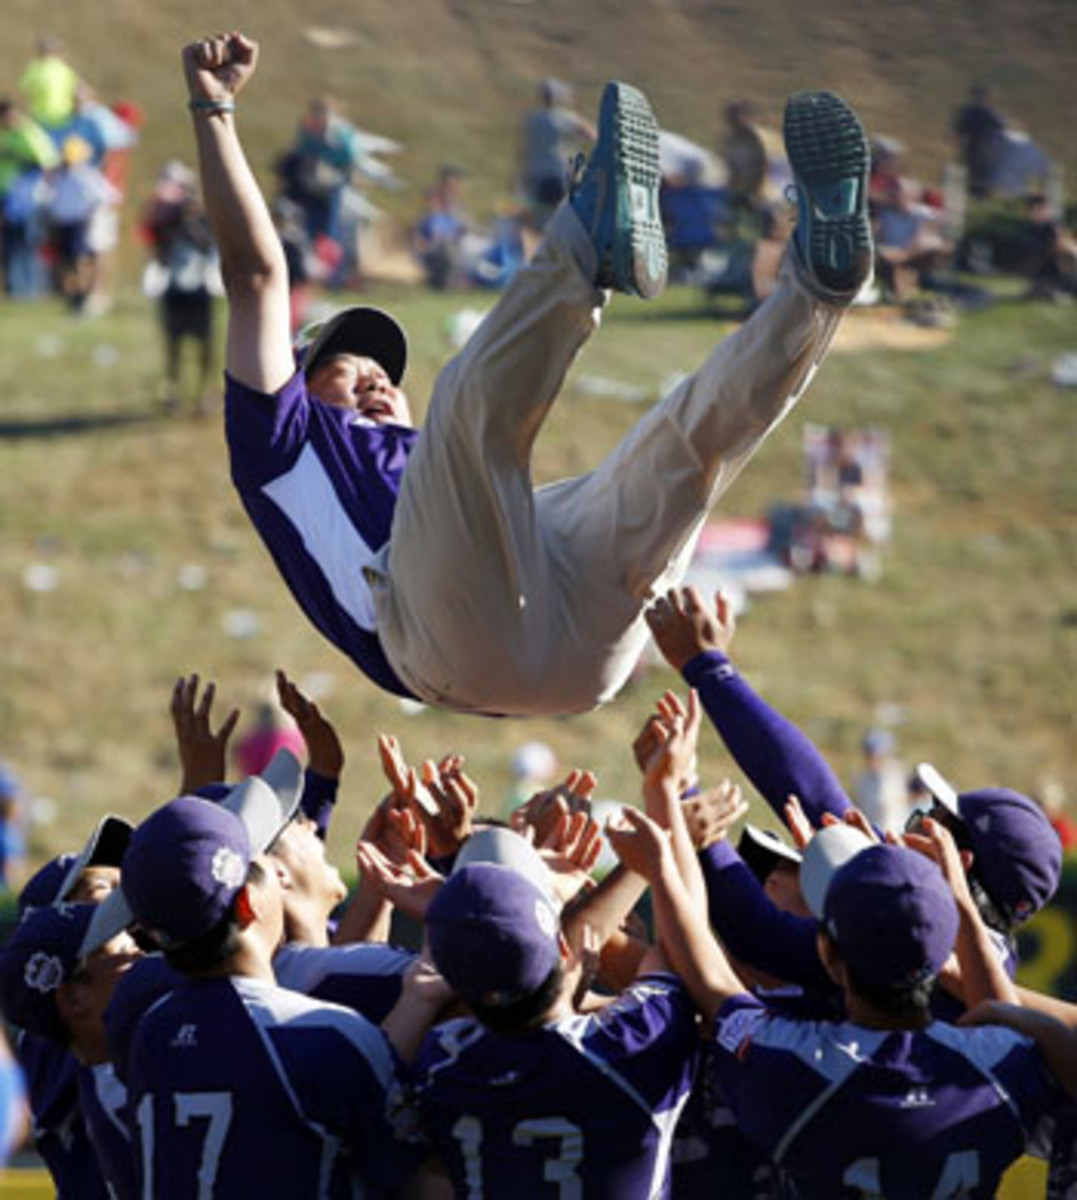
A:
783 90 873 302
569 82 667 299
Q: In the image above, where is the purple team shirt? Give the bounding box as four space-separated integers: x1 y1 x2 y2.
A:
413 974 699 1199
128 975 406 1198
710 993 1060 1198
226 370 418 698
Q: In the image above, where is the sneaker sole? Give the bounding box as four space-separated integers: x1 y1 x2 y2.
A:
599 82 667 299
784 91 871 296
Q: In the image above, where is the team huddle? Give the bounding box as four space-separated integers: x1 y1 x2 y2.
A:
0 28 1071 1200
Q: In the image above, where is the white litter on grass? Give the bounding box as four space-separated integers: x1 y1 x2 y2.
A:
92 345 119 368
222 609 260 640
397 698 427 717
34 335 63 358
1052 352 1077 388
574 375 652 404
177 564 207 592
23 564 59 592
303 26 361 50
446 308 489 349
299 672 336 701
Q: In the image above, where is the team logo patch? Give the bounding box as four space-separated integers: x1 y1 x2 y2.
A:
24 952 64 994
211 846 245 889
716 1005 765 1058
534 897 558 939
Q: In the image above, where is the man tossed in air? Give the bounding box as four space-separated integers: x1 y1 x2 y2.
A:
185 31 873 716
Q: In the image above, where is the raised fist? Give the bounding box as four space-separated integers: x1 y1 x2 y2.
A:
182 32 259 103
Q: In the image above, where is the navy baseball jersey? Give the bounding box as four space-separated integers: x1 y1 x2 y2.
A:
15 1033 109 1199
710 994 1060 1198
77 1062 136 1200
413 974 698 1199
128 975 406 1197
226 370 418 697
274 941 415 1024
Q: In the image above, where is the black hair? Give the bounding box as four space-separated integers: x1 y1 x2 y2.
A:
844 962 937 1024
467 963 564 1036
162 862 265 977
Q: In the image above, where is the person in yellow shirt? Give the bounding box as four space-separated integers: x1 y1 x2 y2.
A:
19 35 79 131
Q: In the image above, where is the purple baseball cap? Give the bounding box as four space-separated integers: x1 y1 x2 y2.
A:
426 861 562 1009
297 306 408 384
18 815 133 914
114 751 302 949
915 763 1061 924
0 902 131 1040
803 828 959 991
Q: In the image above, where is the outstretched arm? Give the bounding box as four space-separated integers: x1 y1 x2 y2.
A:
647 586 854 827
182 32 293 392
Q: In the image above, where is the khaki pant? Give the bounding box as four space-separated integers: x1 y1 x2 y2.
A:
372 205 845 715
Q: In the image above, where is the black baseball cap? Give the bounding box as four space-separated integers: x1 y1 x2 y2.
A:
297 306 408 385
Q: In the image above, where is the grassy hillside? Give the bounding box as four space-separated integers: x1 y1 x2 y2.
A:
0 1 1074 872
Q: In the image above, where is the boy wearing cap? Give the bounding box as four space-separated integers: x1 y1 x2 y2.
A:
645 585 1062 1002
185 32 873 717
9 816 133 1200
119 784 443 1197
608 765 1063 1198
0 900 141 1198
409 793 701 1194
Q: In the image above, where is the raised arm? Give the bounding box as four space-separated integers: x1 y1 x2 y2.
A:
182 32 293 392
647 586 854 827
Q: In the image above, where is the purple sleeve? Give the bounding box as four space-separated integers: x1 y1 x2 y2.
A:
683 651 853 827
300 769 338 841
699 842 833 993
224 370 310 487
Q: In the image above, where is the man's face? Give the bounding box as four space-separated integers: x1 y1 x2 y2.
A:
307 354 413 427
271 816 347 916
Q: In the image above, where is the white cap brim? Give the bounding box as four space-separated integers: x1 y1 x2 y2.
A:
223 749 303 854
914 763 960 816
453 827 558 908
81 883 134 956
800 824 875 919
57 814 134 904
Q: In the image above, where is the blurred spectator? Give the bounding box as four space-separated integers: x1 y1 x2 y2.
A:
44 134 120 313
0 763 27 893
412 163 471 290
952 85 1005 200
870 137 953 305
234 700 307 778
52 82 138 170
271 195 315 332
277 98 366 254
19 35 79 131
1038 785 1077 853
141 165 220 412
519 77 594 231
853 729 909 834
469 204 528 290
660 156 728 282
721 99 768 218
1016 192 1077 302
0 97 58 296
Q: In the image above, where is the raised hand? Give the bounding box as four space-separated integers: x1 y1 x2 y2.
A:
681 780 749 851
605 806 672 883
181 31 259 104
275 669 343 779
354 840 444 921
171 673 240 794
511 769 597 847
645 585 736 671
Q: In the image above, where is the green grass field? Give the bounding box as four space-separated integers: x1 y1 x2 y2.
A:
1 272 1073 873
0 0 1074 874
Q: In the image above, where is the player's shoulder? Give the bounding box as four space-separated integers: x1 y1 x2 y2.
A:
274 941 415 990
